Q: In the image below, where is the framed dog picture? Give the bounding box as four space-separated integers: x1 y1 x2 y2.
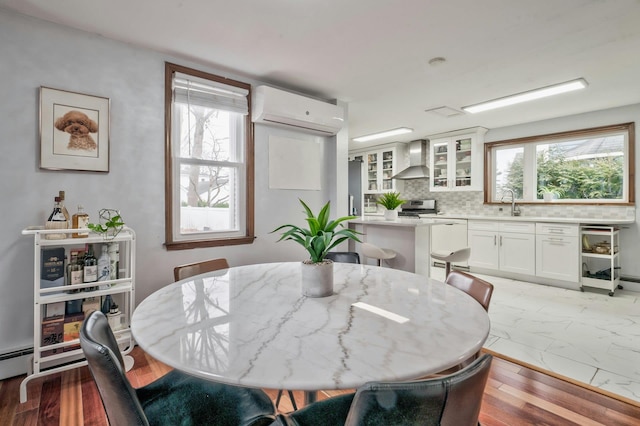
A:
40 87 110 172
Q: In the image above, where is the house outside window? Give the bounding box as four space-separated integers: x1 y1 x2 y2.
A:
165 62 254 250
486 123 634 205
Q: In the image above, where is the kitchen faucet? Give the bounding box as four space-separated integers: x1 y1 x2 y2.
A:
501 188 521 216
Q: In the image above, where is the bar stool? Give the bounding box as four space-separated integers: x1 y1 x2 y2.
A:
361 242 397 267
430 247 471 278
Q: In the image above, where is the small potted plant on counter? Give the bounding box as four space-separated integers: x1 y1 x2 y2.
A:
271 199 361 297
376 192 406 221
87 209 125 240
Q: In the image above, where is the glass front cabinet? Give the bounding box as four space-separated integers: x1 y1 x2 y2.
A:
429 127 487 192
349 143 406 214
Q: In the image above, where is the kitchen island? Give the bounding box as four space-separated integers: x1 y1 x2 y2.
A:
348 217 457 277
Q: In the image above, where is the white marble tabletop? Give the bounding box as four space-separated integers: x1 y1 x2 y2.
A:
131 262 490 393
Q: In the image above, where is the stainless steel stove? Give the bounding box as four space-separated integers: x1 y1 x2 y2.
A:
398 199 437 217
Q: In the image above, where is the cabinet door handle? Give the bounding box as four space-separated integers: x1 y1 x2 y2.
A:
494 235 497 246
499 235 502 246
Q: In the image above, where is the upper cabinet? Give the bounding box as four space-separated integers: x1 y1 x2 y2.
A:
429 127 487 192
350 143 405 195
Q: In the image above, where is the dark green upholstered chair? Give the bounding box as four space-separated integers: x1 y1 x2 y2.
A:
80 311 276 426
273 354 492 426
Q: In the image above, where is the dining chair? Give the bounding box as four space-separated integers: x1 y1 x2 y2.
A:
173 257 230 281
430 247 471 278
360 242 396 267
80 311 276 426
324 251 361 264
272 354 493 426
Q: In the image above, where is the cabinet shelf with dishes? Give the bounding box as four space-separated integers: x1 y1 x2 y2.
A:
429 127 486 192
19 226 136 402
580 226 621 296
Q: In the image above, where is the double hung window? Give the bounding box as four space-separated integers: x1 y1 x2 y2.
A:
165 63 254 249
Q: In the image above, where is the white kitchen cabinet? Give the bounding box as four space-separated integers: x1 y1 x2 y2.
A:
349 144 406 211
468 220 535 275
429 127 487 192
580 226 621 296
535 223 579 282
20 227 136 402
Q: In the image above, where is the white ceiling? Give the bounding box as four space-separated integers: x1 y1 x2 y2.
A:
3 0 640 149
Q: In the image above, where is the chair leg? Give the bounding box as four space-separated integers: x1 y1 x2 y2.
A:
445 261 451 278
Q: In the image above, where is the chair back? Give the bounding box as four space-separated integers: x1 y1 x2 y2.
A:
325 252 361 264
360 242 395 260
174 258 230 281
80 311 149 426
344 354 492 426
445 270 494 312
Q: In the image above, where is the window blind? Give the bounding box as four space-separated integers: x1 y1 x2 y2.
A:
173 72 249 115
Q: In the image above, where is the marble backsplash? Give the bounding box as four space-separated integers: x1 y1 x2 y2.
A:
401 180 635 220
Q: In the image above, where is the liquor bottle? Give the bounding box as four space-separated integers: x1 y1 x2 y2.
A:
101 294 113 314
72 205 90 238
66 250 83 293
97 244 111 289
108 242 119 280
44 196 68 240
83 244 98 291
58 191 71 228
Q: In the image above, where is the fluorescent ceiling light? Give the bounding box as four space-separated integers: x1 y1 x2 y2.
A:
462 78 588 114
353 127 413 142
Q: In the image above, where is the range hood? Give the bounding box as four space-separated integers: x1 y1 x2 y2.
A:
391 139 429 179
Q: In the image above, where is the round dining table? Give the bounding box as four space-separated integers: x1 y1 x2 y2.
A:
131 262 490 404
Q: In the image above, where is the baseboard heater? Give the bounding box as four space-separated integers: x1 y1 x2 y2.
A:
0 346 33 361
621 275 640 284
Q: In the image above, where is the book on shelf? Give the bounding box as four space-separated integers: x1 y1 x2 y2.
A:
41 247 65 293
41 315 64 357
63 312 85 352
44 301 65 318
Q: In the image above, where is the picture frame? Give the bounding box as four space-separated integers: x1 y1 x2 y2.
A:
40 87 110 172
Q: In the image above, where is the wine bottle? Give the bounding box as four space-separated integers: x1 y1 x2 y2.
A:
45 196 68 240
66 250 83 293
108 242 119 280
83 244 98 291
97 244 111 289
72 205 90 238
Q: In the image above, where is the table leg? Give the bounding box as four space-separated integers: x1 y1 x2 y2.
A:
304 390 318 405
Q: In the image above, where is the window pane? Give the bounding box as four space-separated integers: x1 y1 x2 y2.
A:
175 103 241 162
494 146 524 199
536 136 624 200
179 164 239 234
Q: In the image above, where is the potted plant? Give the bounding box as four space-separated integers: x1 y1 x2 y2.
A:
376 192 406 220
272 199 361 297
87 209 125 240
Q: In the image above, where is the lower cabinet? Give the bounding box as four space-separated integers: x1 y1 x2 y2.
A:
535 223 579 282
468 221 536 275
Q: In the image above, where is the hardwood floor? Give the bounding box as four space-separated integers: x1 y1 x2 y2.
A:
1 347 639 425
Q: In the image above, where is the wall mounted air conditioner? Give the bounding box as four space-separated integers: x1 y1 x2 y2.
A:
252 85 345 136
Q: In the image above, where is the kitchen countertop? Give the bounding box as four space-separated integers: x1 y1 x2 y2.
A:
434 214 635 225
348 217 458 227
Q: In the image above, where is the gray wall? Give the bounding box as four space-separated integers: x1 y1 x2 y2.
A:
0 8 345 375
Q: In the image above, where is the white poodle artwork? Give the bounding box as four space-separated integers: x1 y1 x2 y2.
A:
54 110 98 151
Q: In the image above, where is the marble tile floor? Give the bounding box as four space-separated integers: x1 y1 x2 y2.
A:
430 267 640 403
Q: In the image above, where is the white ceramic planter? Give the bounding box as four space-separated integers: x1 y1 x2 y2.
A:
384 209 398 221
301 260 334 297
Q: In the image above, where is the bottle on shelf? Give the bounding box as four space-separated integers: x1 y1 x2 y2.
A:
101 294 113 314
66 250 83 293
72 205 90 238
58 191 71 228
107 303 123 331
97 244 111 290
108 242 119 280
83 244 98 291
44 196 68 240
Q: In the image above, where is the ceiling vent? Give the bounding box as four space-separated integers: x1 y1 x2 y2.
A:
252 85 345 136
425 106 464 118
